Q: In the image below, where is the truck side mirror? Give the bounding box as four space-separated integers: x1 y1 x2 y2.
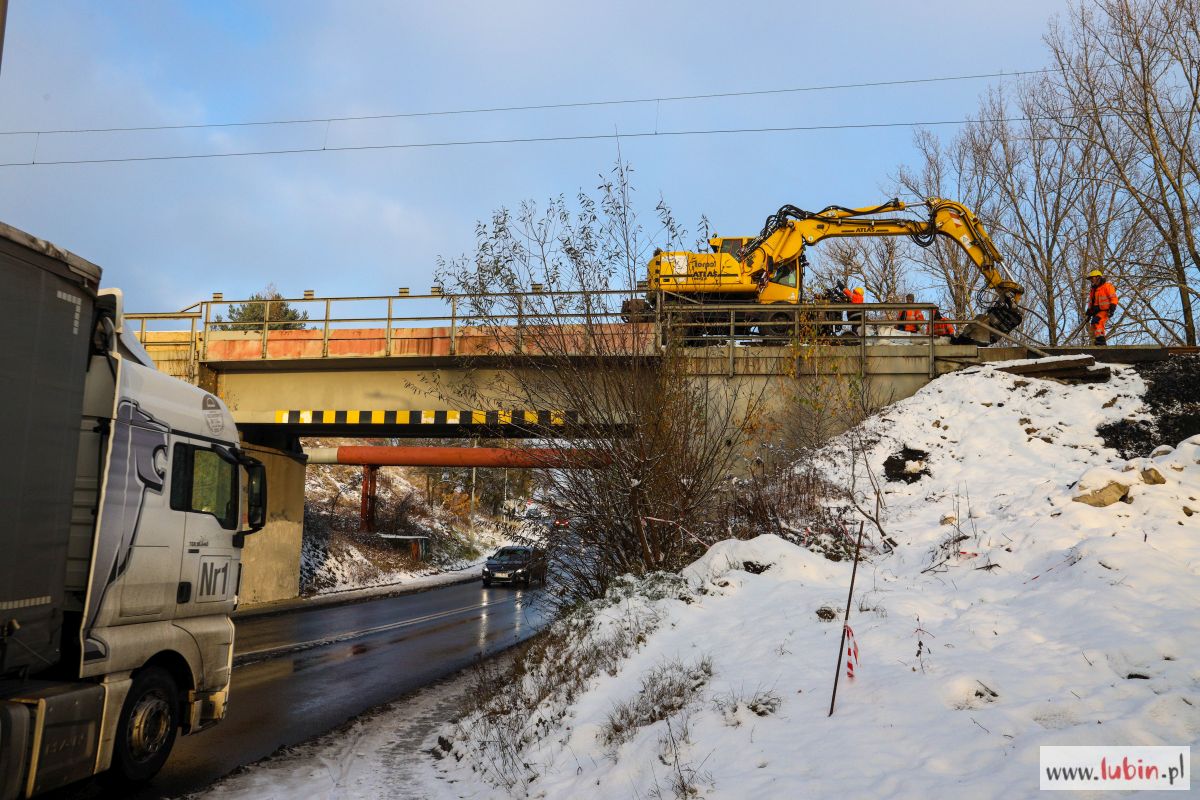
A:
246 463 267 533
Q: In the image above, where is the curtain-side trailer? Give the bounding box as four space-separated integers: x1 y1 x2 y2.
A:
0 222 267 797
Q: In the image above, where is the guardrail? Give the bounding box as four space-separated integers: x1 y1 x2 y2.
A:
126 290 988 379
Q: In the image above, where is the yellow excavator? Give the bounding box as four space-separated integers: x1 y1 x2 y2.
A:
625 198 1024 345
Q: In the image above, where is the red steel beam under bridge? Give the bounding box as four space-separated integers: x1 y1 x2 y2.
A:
305 446 605 532
304 446 605 468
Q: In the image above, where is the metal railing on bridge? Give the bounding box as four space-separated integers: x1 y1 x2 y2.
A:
126 290 1015 380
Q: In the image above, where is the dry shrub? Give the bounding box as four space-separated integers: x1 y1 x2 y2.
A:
711 686 782 726
433 573 690 791
434 161 765 611
601 656 713 749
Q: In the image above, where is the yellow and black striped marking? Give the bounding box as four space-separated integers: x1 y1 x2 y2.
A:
272 409 577 426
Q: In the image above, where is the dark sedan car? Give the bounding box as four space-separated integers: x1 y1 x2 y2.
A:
482 546 547 588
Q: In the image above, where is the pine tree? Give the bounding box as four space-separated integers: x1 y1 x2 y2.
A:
213 284 309 330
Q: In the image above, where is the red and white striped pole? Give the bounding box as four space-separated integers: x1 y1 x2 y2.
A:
829 521 865 717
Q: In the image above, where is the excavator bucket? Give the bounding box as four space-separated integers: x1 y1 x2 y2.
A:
959 302 1023 345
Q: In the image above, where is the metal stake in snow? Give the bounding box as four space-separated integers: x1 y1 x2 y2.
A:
828 521 865 717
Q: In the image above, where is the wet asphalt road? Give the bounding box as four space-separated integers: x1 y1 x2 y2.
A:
52 580 547 799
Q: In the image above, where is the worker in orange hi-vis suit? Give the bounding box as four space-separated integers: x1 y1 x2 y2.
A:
1086 269 1119 346
898 293 926 334
932 309 955 337
842 285 866 336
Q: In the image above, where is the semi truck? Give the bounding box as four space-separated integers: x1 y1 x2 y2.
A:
0 222 267 797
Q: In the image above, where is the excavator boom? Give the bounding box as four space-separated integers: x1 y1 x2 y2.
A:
739 198 1024 344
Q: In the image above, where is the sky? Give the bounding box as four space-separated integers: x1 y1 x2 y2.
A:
0 0 1073 313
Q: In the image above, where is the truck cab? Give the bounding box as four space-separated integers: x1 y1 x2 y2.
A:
0 222 266 797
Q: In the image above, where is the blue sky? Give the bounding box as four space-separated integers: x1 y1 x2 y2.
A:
0 0 1070 311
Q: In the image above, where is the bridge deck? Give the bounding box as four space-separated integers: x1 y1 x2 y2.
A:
124 299 1174 445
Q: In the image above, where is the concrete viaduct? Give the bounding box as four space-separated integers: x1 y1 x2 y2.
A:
133 307 1011 443
126 291 1148 606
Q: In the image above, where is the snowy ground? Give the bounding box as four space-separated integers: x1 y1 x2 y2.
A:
187 667 490 800
195 360 1199 798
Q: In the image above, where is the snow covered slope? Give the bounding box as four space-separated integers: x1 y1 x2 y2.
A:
193 362 1197 798
301 454 501 595
429 361 1200 798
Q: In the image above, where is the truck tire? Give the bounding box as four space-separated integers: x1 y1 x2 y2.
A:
108 667 179 784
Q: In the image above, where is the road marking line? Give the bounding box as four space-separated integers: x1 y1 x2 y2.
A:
234 595 520 663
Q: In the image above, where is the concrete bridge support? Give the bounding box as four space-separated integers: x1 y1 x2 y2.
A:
237 443 306 605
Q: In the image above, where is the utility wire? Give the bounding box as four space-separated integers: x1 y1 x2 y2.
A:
0 109 1150 168
0 68 1052 137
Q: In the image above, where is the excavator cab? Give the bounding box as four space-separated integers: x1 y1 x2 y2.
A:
709 237 748 256
770 262 799 288
757 251 806 304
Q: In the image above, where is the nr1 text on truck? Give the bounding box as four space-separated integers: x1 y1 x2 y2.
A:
0 221 267 797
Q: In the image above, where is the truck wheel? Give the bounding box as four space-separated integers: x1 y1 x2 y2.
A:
109 667 179 784
482 578 491 587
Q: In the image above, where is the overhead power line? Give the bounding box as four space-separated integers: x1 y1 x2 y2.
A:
0 112 1113 168
0 68 1053 137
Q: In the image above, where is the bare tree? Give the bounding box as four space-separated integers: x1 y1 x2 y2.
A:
434 162 762 608
962 82 1080 344
1048 0 1200 344
876 1 1197 345
894 129 991 320
818 237 912 304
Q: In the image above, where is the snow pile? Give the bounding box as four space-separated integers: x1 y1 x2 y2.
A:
427 361 1200 798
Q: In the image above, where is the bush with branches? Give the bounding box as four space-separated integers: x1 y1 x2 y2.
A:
434 162 765 609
